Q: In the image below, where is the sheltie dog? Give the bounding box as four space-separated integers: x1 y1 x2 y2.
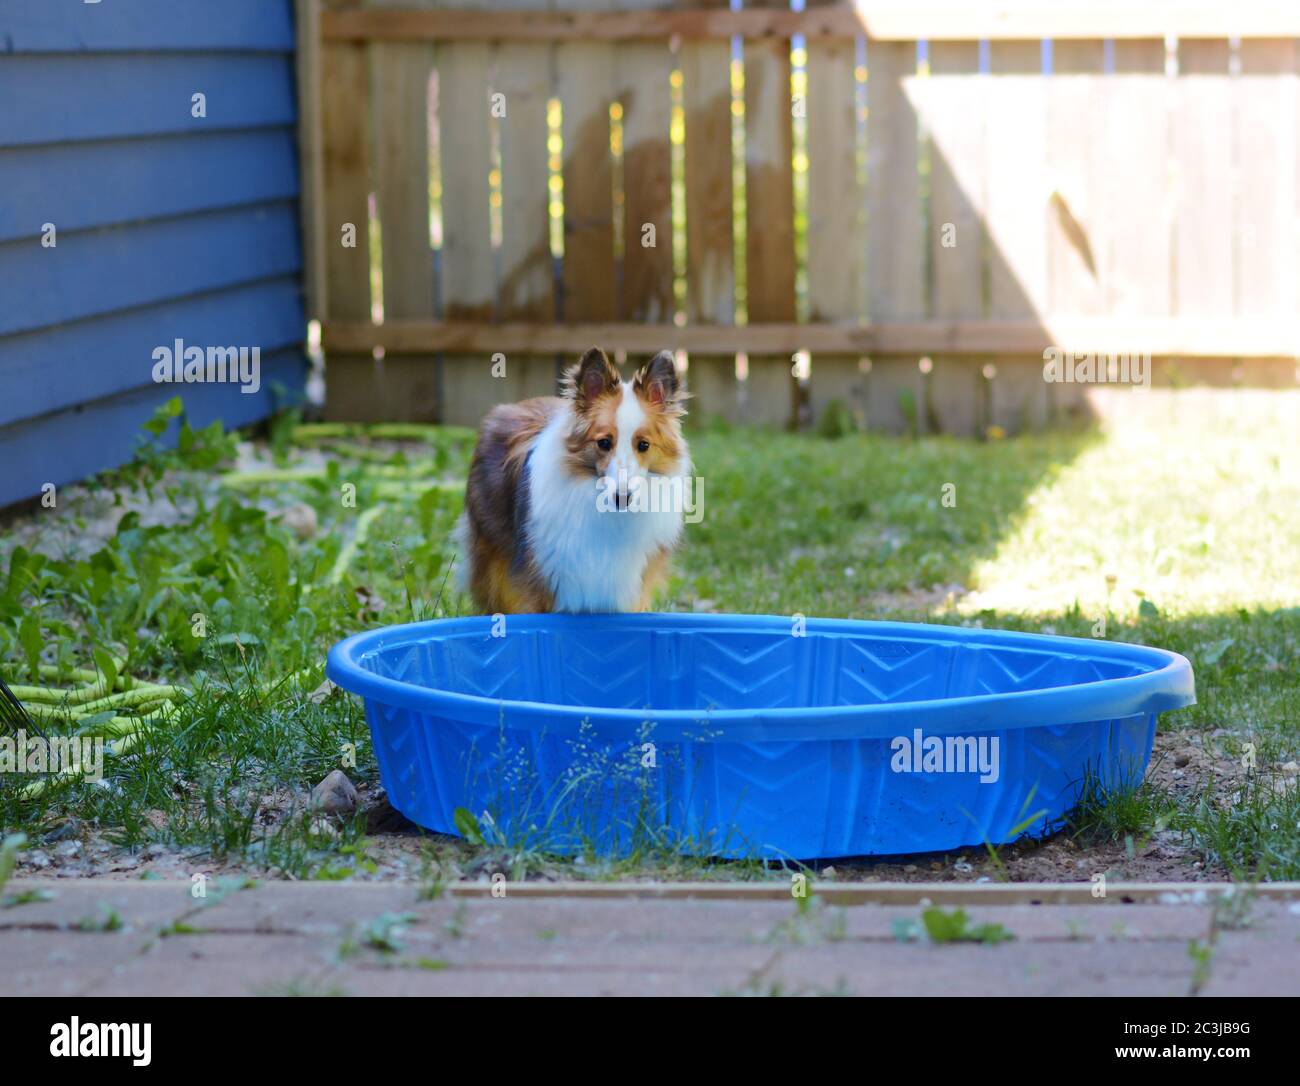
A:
455 347 692 614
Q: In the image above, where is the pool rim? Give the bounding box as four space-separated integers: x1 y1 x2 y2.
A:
326 613 1195 742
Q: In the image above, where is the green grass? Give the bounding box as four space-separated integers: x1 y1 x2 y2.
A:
1 390 1297 880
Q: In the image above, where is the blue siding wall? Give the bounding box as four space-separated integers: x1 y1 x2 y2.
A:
0 0 306 507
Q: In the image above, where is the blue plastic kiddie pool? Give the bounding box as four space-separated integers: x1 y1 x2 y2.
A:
327 614 1194 859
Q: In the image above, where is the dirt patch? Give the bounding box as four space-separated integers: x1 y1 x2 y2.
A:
13 730 1274 887
867 582 970 616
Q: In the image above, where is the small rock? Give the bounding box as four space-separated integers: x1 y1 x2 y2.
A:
311 769 358 816
308 678 338 705
1281 761 1300 775
308 818 338 840
42 820 80 844
953 860 973 874
821 866 837 879
276 503 319 541
691 598 717 613
143 843 168 859
26 849 51 870
1174 751 1192 767
353 585 386 615
55 840 81 860
903 864 918 873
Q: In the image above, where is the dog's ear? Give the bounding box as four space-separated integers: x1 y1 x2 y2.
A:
564 347 620 409
634 350 683 411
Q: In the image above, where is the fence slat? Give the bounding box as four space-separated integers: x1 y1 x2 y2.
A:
1048 41 1106 319
924 40 983 437
1045 40 1105 420
1165 38 1234 386
498 0 562 404
371 33 439 420
1105 41 1171 319
559 3 618 326
1104 40 1174 391
437 0 498 424
619 2 675 326
1236 42 1298 325
1233 39 1298 388
321 32 377 420
865 38 924 434
985 40 1048 430
681 0 737 422
743 5 797 427
806 27 866 429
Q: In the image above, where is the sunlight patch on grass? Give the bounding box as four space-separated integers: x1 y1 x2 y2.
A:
959 392 1300 619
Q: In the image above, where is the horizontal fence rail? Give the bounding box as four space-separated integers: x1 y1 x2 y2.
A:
324 319 1300 359
322 3 1300 43
307 0 1300 433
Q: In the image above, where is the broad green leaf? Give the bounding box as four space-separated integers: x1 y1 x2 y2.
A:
92 647 118 696
453 807 485 845
17 612 41 682
1202 638 1234 666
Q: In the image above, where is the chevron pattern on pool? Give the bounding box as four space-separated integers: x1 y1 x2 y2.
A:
372 628 1146 713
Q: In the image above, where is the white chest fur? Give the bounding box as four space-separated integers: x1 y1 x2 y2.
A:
525 409 687 612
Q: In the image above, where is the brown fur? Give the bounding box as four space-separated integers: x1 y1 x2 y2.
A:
460 347 689 614
462 397 558 613
636 547 673 611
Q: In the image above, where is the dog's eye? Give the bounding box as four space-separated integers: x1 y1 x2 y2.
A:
597 437 613 452
636 439 650 453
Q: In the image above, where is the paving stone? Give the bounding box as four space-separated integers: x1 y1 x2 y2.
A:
1 879 1294 996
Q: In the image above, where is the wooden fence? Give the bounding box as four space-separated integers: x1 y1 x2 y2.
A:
302 1 1300 434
